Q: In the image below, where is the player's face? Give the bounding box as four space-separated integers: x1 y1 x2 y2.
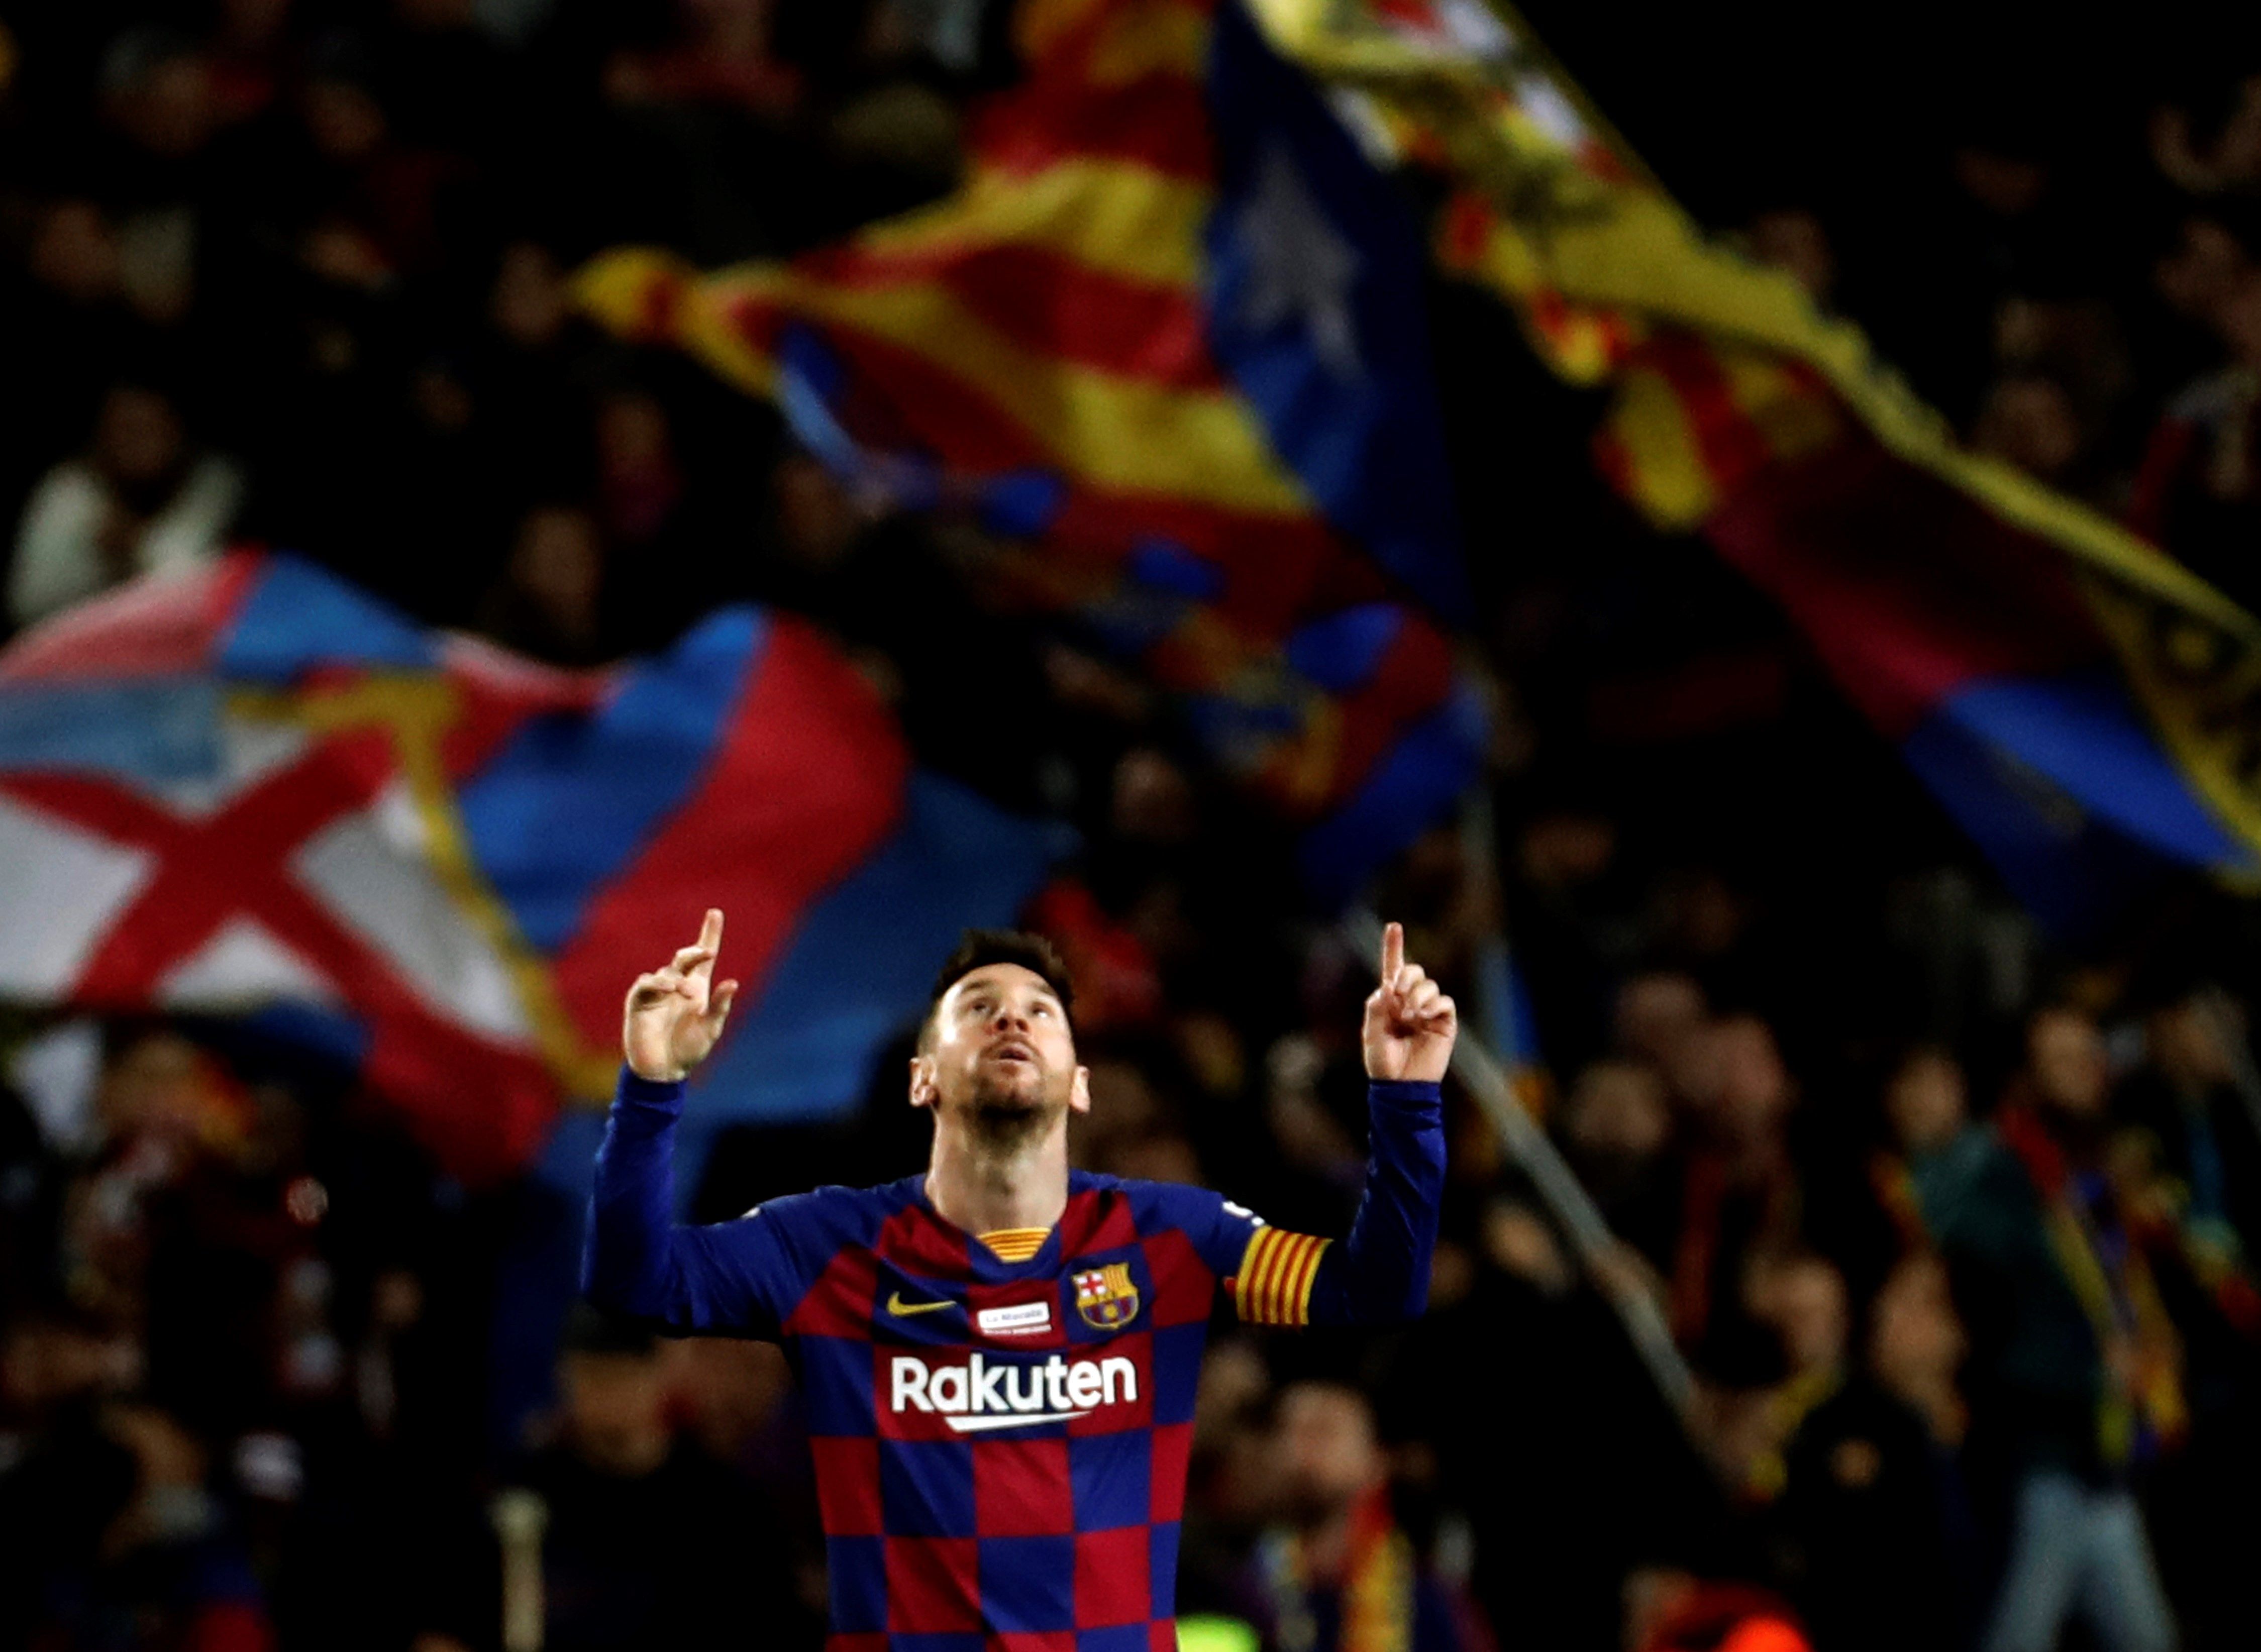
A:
912 964 1088 1132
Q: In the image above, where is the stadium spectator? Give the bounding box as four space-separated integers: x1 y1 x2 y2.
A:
416 1310 816 1652
9 377 241 627
1744 207 1835 304
1558 1058 1680 1270
1 196 142 532
2121 991 2261 1265
1241 1381 1490 1652
1771 1251 1977 1652
1917 1009 2181 1652
1667 1016 1800 1362
1971 369 2090 488
0 1377 276 1652
475 502 613 665
2116 989 2261 1652
2128 266 2261 608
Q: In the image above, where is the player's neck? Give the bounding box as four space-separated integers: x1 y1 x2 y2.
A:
925 1114 1070 1239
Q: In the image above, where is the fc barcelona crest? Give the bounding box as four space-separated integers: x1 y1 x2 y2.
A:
1073 1263 1141 1329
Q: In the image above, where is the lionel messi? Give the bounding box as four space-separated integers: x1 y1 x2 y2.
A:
584 908 1452 1652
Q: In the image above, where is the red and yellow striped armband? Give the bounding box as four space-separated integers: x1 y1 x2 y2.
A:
1229 1229 1330 1327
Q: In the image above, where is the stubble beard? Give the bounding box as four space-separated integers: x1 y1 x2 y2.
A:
960 1069 1063 1152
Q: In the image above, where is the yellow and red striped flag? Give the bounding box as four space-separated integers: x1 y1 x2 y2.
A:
579 0 1487 904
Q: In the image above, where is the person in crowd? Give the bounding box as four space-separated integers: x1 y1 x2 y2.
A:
204 0 301 131
1558 1058 1680 1271
1744 207 1835 305
1876 1045 1980 1235
603 0 804 124
0 196 146 537
1668 1016 1800 1362
2151 70 2261 196
2120 989 2261 1271
2128 261 2261 609
1971 369 2091 488
747 448 1067 809
414 1308 814 1652
1771 1250 1977 1652
1870 1250 1971 1453
1919 1007 2181 1652
88 29 225 327
1615 973 1708 1072
10 377 241 627
2115 988 2261 1652
474 501 614 665
0 1332 276 1652
1243 1381 1490 1652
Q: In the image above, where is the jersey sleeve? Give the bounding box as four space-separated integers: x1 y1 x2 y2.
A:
1131 1177 1326 1324
1141 1180 1275 1283
581 1069 810 1338
1215 1079 1446 1328
1301 1079 1445 1326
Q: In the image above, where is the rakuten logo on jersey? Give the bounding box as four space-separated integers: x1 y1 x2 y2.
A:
889 1352 1138 1434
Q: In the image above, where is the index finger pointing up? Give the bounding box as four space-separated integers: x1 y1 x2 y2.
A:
1381 920 1404 985
698 907 724 957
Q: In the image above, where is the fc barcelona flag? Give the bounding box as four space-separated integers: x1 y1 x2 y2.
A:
0 554 1056 1177
578 0 1485 906
1251 0 2261 931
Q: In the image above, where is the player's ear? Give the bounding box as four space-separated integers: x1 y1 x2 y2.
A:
908 1053 939 1110
1069 1064 1091 1116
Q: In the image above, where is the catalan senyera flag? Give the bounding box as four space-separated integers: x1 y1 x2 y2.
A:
1250 0 2261 929
577 0 1485 907
0 554 1055 1178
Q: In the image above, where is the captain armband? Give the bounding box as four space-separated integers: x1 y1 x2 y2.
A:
1228 1228 1330 1327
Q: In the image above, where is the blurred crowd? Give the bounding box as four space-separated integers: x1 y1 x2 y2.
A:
7 4 2261 1652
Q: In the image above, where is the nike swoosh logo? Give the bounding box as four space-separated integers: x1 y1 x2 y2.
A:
887 1291 955 1316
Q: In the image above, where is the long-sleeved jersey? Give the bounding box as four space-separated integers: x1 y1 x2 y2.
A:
584 1071 1444 1652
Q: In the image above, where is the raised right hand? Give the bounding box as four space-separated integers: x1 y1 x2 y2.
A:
623 908 740 1082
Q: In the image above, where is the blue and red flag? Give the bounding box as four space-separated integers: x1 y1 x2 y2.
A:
578 0 1485 906
1240 0 2261 932
0 553 1058 1177
1703 442 2255 933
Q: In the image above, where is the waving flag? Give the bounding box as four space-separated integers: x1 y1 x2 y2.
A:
1249 0 2261 930
0 554 1056 1177
578 0 1484 906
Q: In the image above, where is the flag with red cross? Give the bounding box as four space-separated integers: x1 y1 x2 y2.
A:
0 553 1056 1178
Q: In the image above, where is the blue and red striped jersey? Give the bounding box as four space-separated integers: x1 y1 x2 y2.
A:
584 1071 1444 1652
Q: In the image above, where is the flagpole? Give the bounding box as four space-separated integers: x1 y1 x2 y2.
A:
1342 908 1697 1424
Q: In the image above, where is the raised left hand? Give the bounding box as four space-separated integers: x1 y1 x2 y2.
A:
1362 922 1458 1084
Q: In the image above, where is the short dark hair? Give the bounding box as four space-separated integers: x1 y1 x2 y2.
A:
921 928 1075 1048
